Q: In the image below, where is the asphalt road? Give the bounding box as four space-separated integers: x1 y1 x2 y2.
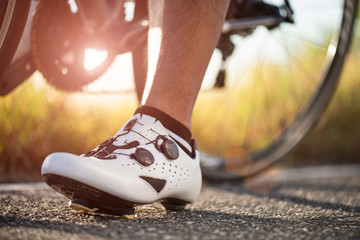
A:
1 165 359 240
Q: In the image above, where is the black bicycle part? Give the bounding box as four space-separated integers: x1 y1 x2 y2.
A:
215 0 294 88
0 0 31 90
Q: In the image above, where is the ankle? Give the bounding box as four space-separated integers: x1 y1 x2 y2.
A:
135 105 194 155
139 101 192 130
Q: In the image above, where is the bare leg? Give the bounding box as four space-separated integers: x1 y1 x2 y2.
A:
132 0 148 102
141 0 230 130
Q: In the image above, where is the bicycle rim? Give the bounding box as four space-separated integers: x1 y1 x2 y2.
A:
196 0 358 180
0 0 30 82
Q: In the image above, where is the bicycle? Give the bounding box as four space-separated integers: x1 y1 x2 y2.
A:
0 0 358 181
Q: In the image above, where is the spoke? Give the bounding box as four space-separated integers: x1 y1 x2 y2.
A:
242 37 270 149
279 29 329 50
258 39 278 147
272 32 319 96
268 30 304 109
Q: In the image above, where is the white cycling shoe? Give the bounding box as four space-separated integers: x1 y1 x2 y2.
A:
42 113 202 215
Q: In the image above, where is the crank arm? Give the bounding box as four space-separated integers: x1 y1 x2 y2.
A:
222 16 284 34
222 2 294 34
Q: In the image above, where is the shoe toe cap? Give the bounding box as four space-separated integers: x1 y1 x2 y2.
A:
42 152 80 175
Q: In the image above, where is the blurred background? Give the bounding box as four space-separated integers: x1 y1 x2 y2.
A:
1 3 359 183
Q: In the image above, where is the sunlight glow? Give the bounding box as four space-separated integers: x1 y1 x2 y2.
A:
141 27 163 104
83 53 135 93
84 48 108 71
67 0 78 13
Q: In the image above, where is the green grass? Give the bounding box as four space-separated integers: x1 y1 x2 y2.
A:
0 79 138 182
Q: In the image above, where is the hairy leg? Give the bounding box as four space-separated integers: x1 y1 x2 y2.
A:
141 0 230 130
132 0 148 102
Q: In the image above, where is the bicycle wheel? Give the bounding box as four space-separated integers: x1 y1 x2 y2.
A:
0 0 31 84
197 0 358 180
32 0 117 91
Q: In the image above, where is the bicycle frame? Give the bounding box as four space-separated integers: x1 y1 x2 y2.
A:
73 0 294 54
0 0 294 96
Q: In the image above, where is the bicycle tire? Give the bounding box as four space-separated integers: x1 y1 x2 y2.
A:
198 0 358 180
0 0 31 83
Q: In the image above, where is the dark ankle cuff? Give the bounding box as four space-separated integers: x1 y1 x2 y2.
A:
135 106 192 145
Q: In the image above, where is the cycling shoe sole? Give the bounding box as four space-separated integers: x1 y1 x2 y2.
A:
43 174 188 216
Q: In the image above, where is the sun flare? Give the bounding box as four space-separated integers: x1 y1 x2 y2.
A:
83 48 109 71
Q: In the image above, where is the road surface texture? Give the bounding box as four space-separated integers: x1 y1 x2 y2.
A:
1 165 359 240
